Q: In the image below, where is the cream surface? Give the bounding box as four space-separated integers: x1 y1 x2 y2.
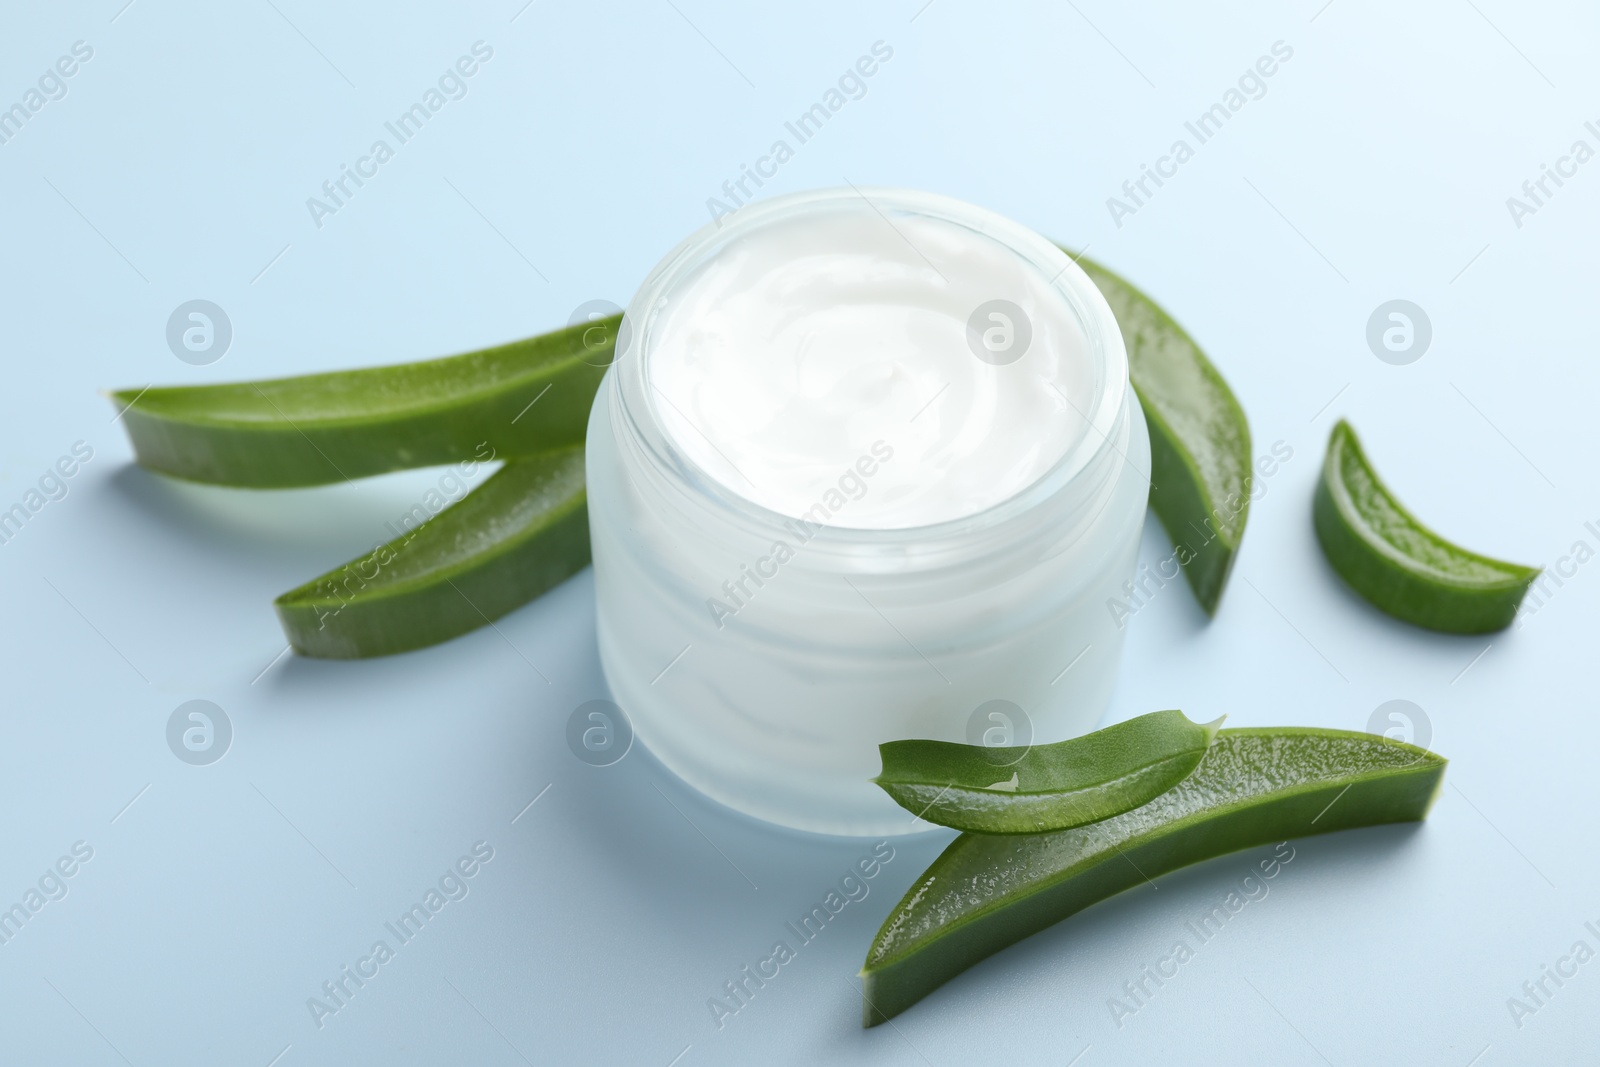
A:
646 207 1095 529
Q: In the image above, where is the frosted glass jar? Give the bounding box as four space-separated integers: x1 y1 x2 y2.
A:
586 188 1149 836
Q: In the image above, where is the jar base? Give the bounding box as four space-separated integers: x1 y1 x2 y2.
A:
597 613 1132 837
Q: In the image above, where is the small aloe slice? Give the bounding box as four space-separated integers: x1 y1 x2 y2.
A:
1315 420 1540 633
874 710 1223 834
111 317 618 488
1072 253 1253 615
860 728 1444 1026
274 448 588 658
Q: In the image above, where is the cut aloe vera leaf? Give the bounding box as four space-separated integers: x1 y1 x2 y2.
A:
110 317 618 488
1314 419 1540 633
274 448 588 658
1071 252 1252 615
860 727 1444 1025
874 710 1223 834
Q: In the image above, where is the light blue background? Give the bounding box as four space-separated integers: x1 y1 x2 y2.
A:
2 1 1596 1063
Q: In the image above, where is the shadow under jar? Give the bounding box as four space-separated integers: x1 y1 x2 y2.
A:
586 187 1149 836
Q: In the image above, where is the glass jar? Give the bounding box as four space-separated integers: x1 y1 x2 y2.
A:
586 188 1149 836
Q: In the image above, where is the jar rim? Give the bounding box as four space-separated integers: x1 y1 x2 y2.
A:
611 186 1130 547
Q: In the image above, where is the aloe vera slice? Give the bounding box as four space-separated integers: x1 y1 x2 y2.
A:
874 710 1223 834
860 728 1444 1025
274 448 588 658
1071 253 1253 615
1314 420 1539 633
111 318 617 488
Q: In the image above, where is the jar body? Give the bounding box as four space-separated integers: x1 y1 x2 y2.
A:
587 187 1151 836
588 384 1148 837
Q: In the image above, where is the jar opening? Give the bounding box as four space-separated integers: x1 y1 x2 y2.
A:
615 187 1129 545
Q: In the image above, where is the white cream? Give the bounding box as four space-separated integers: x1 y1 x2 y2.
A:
647 208 1095 528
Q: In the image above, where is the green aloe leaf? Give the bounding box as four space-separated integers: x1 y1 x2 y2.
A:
1314 419 1540 633
111 317 618 488
861 728 1444 1026
1070 252 1253 615
874 710 1223 834
274 447 588 658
